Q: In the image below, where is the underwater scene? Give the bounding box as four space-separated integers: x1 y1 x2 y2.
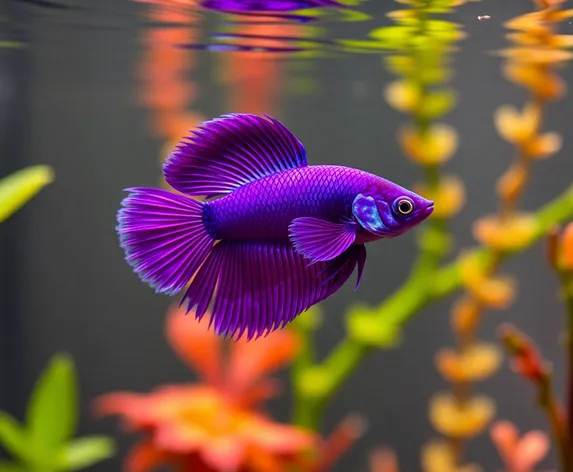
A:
2 0 573 470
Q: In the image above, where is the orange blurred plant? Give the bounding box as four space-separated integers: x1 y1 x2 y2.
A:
95 306 365 471
425 0 573 469
94 306 315 471
490 421 551 472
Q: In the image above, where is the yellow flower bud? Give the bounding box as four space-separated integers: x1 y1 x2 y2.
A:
398 124 458 165
429 393 495 438
473 213 537 252
494 103 539 145
524 132 562 159
450 296 480 336
414 176 465 219
436 343 503 383
460 254 516 309
496 166 528 203
421 440 482 472
384 80 419 112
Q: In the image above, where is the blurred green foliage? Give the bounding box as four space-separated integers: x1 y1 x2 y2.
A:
0 166 54 224
0 354 114 472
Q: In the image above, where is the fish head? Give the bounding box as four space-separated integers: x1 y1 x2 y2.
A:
352 183 434 238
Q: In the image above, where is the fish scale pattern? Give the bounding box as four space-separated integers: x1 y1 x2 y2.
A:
208 165 381 240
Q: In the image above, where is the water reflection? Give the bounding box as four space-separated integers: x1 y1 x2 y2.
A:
136 1 205 187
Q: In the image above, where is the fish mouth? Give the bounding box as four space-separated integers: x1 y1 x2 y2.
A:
423 201 435 217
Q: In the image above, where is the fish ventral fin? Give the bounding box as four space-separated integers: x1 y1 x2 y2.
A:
163 113 308 198
179 241 366 341
288 216 357 263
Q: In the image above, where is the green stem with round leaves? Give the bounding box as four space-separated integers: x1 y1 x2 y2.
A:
291 184 573 430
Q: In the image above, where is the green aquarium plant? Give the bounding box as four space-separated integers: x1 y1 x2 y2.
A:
0 353 114 472
288 1 573 471
0 166 54 224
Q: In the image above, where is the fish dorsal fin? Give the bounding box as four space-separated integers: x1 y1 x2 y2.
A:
164 113 308 198
288 217 357 263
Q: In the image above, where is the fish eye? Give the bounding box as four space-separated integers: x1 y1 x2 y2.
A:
395 197 414 215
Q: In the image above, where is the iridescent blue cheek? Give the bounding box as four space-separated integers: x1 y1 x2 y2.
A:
352 194 387 235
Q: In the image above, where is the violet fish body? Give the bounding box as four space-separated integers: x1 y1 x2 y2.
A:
117 113 434 341
209 166 383 241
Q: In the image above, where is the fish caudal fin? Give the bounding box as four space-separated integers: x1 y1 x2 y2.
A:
117 187 215 295
163 113 308 198
180 240 367 341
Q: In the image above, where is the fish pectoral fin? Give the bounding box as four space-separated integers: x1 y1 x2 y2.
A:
288 216 357 263
352 193 386 236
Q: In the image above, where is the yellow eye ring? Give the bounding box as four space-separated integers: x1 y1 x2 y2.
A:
396 198 414 215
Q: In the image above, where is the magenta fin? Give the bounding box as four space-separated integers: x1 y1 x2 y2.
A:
179 240 362 341
163 113 308 198
288 216 357 263
116 188 215 295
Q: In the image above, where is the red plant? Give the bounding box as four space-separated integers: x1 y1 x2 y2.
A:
94 306 316 471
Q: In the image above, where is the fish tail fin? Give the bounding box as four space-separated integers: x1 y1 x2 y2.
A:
116 187 215 295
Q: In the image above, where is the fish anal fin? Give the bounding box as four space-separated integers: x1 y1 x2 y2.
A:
180 240 362 341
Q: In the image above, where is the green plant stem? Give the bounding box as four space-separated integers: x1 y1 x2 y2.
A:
291 183 573 430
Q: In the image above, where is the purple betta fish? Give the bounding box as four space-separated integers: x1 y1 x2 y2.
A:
117 113 434 341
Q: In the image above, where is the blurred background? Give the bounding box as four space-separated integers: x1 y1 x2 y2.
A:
1 0 573 470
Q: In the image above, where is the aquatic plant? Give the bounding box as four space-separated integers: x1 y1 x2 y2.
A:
0 166 53 224
95 305 364 471
285 0 573 469
0 354 114 471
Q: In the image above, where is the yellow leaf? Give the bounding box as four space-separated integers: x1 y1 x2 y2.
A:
524 132 562 159
561 222 573 271
459 253 517 309
418 90 456 120
383 80 419 112
450 296 480 336
494 103 539 144
398 123 458 165
497 47 573 64
429 393 495 438
504 12 545 33
414 176 465 219
473 213 537 252
503 64 565 101
0 166 54 224
496 165 527 203
436 343 503 383
421 440 482 472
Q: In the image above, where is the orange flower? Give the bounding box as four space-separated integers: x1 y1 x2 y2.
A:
95 306 315 472
490 420 550 472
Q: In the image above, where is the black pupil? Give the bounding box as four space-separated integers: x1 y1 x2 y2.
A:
399 201 412 213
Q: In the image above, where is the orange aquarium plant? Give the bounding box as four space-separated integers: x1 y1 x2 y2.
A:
94 306 363 471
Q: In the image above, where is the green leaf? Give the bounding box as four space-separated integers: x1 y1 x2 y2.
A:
0 412 29 462
0 165 54 223
369 25 415 49
0 461 27 472
418 90 456 119
0 41 22 49
57 436 115 470
26 353 78 458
